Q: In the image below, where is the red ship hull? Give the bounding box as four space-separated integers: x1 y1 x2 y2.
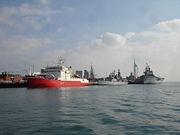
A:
27 77 89 88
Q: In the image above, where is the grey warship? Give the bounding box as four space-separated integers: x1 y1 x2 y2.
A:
140 63 164 84
98 69 128 85
128 59 164 84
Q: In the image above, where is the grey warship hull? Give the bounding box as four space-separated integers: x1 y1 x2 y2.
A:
143 75 164 84
98 80 128 85
128 75 164 84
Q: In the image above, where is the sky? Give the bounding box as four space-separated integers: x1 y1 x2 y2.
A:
0 0 180 81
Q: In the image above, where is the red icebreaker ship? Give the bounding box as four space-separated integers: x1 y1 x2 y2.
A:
27 58 89 88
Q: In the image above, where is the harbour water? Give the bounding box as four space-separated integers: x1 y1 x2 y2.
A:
0 82 180 135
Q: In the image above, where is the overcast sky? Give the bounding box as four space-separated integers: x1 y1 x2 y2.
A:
0 0 180 81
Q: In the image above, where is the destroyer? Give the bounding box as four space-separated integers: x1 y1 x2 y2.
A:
98 69 128 85
140 63 164 84
27 58 89 88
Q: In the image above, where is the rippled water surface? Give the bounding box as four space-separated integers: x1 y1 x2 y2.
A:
0 82 180 135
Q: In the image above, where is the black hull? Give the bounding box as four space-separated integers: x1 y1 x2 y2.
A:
0 82 27 88
128 80 144 84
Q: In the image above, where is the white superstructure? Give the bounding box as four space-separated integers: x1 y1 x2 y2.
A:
41 58 89 83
